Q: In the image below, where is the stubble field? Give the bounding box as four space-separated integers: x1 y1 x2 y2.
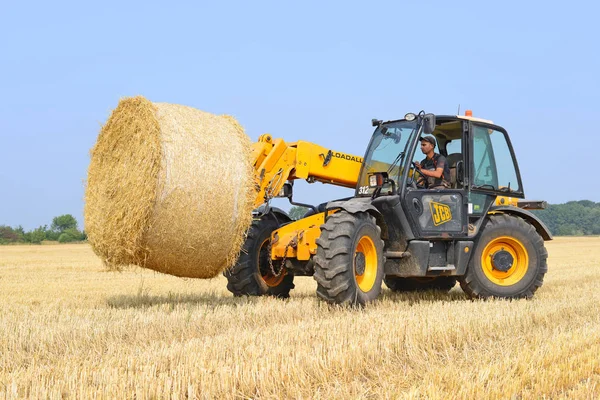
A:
1 237 600 399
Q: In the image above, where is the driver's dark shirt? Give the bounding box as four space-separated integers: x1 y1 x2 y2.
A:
421 153 451 188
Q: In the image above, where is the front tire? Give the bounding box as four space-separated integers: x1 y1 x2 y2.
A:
313 211 384 306
224 217 295 298
459 214 548 299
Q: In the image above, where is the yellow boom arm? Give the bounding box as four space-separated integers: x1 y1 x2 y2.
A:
251 133 363 208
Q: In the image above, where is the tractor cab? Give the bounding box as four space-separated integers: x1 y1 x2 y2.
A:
357 111 525 241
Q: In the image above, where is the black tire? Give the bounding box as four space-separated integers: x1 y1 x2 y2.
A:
224 217 294 298
313 211 385 306
459 214 548 299
384 276 457 292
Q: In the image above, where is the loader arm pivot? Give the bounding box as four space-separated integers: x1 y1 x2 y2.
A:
251 133 362 208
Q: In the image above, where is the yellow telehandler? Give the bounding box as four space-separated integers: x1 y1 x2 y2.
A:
224 111 551 306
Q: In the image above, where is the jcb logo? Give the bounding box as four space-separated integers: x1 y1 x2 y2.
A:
430 201 452 226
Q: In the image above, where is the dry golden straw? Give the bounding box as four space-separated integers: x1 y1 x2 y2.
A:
84 96 254 278
2 238 599 399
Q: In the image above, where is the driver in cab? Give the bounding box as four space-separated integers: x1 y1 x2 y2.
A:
414 136 451 189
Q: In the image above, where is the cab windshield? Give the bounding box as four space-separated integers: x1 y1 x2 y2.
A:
357 121 417 196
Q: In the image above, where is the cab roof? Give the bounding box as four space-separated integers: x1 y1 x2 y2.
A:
383 114 494 125
455 115 494 124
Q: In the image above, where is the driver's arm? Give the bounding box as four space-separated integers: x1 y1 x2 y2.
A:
417 156 446 179
419 167 444 179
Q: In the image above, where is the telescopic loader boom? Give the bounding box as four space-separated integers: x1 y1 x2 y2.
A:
251 133 362 208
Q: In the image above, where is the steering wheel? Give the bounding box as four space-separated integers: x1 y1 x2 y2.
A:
408 161 426 189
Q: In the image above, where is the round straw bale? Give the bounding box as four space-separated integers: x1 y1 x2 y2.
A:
84 96 255 278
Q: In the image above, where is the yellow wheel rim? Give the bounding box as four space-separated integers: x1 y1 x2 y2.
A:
355 236 378 292
481 236 529 286
258 239 285 287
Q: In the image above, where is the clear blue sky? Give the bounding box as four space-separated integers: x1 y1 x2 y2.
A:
1 1 599 230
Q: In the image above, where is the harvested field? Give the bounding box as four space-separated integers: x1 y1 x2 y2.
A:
1 237 600 399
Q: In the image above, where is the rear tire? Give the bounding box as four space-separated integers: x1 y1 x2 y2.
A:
459 214 547 299
384 276 457 292
313 211 384 306
224 217 295 298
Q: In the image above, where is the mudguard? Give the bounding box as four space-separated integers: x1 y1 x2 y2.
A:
489 206 553 240
253 205 292 224
327 197 379 214
326 197 385 228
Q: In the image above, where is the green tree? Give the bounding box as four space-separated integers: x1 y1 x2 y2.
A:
14 225 25 239
534 200 600 236
0 225 21 244
57 227 85 243
288 206 308 220
51 214 78 233
29 226 47 244
66 227 85 241
45 230 61 241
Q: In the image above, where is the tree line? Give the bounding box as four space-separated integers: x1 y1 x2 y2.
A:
0 214 86 244
532 200 600 236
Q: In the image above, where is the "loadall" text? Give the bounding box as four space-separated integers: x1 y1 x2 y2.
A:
332 152 363 163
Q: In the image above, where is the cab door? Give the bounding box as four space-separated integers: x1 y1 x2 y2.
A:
403 189 468 238
402 120 469 239
467 122 524 217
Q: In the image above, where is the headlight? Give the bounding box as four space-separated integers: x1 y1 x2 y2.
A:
369 175 378 187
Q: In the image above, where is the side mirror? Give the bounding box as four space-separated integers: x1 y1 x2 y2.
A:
423 113 436 134
277 182 293 198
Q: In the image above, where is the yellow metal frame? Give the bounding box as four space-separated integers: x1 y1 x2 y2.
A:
494 196 518 207
251 135 362 208
270 211 338 261
251 133 363 263
294 141 361 187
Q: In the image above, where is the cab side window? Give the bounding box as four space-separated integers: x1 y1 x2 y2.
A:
472 125 521 193
445 139 461 155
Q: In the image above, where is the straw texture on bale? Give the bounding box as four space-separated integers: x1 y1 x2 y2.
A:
84 96 255 278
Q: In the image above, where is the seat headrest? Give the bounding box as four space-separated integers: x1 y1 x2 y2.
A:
446 153 463 168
